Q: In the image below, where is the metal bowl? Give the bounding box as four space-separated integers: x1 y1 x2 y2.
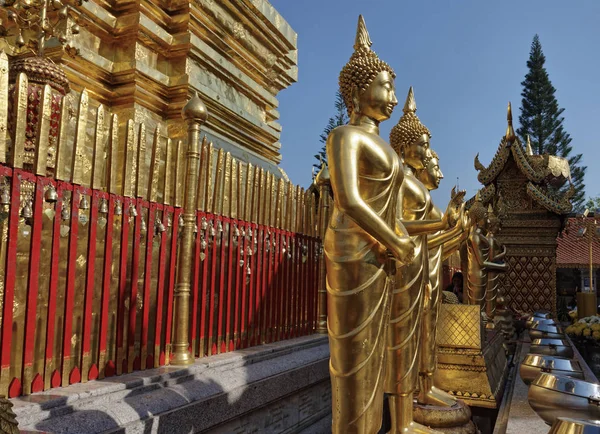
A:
528 372 600 425
529 339 574 358
520 354 583 385
532 310 553 320
529 323 565 339
549 417 600 434
526 318 557 329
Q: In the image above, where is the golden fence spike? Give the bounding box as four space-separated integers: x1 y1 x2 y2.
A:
222 152 232 217
148 125 162 202
230 158 238 219
174 140 185 207
270 174 277 227
34 84 52 176
0 50 8 163
237 161 243 219
275 178 284 229
260 171 269 227
163 138 174 205
196 137 209 210
11 72 28 169
243 163 253 222
122 119 136 198
284 181 292 232
55 95 70 181
107 114 119 194
72 89 89 185
204 142 214 213
136 123 147 198
255 168 264 225
212 148 225 215
296 185 303 233
91 104 106 190
250 165 260 224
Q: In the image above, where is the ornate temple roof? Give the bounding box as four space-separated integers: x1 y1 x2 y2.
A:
557 217 600 268
471 103 573 215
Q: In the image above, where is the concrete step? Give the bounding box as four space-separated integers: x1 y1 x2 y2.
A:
12 335 330 434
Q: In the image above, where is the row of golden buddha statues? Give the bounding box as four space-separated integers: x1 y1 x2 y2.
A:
321 16 508 433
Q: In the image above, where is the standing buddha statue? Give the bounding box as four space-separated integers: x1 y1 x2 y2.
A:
415 149 464 407
387 87 461 433
465 197 507 312
324 15 415 434
485 205 507 325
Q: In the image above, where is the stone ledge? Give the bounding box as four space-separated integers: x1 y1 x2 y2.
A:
13 335 329 433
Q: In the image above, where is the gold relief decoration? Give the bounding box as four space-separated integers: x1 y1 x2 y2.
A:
436 304 481 349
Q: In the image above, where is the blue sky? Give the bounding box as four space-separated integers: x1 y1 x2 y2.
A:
271 0 600 205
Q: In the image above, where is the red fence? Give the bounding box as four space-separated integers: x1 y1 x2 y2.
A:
0 166 319 398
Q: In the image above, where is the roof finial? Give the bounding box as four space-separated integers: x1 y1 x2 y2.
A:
526 135 534 155
475 190 481 202
403 86 417 115
506 102 515 141
353 15 372 51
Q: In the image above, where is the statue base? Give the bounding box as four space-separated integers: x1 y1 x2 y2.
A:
433 305 508 409
414 400 478 434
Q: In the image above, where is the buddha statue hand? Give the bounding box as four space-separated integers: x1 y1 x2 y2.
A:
444 188 466 228
392 234 416 265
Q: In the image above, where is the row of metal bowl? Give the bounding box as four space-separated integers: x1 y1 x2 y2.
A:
520 311 600 432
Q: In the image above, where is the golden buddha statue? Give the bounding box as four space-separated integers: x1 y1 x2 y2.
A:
415 149 464 407
324 15 415 434
387 88 461 433
485 206 507 323
465 197 507 311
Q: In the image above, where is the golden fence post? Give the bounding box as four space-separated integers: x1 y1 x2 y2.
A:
171 93 208 365
315 165 331 334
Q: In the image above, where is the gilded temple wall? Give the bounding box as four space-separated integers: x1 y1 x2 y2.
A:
47 0 297 177
495 162 562 315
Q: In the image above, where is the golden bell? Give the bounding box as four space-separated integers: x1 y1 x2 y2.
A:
140 217 147 234
79 195 89 210
166 215 172 227
16 32 25 48
114 201 122 216
58 7 68 19
0 187 10 205
45 185 58 203
156 218 166 233
178 214 184 228
99 198 109 214
61 203 70 221
21 200 33 219
130 204 138 217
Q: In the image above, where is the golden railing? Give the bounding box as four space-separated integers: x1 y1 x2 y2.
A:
0 52 321 398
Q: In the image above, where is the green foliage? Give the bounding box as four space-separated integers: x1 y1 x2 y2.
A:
585 196 600 213
517 35 587 211
315 91 349 169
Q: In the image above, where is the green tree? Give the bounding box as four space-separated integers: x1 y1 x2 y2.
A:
314 91 348 170
585 196 600 212
517 35 586 211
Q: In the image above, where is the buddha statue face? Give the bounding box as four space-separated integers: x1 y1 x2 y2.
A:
403 134 430 170
417 150 443 190
351 70 398 122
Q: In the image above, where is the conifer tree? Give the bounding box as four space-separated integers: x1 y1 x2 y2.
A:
314 91 348 170
517 34 586 210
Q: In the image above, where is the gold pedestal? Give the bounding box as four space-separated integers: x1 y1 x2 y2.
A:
413 401 477 434
433 305 508 409
576 292 597 319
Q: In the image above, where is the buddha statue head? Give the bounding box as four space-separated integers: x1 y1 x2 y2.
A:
390 87 431 170
339 15 397 123
468 194 489 230
416 148 443 191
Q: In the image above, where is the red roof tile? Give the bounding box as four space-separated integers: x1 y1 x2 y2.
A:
557 217 600 268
